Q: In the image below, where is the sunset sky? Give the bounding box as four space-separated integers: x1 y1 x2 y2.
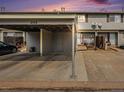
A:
0 0 124 12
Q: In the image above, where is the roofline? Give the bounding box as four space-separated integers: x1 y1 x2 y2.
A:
0 11 124 14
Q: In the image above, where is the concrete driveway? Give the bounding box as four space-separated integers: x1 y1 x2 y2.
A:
0 52 88 81
82 50 124 81
0 53 73 81
0 50 124 82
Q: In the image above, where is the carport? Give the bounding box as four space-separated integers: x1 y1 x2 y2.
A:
0 24 74 56
0 13 77 78
0 13 76 55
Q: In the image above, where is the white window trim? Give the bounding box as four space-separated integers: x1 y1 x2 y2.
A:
109 14 121 23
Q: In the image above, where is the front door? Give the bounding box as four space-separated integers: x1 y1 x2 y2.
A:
110 32 117 47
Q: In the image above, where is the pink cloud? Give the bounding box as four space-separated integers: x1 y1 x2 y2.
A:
23 0 113 12
24 0 81 12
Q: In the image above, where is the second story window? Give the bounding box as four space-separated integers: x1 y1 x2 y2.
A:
78 15 86 22
109 14 121 23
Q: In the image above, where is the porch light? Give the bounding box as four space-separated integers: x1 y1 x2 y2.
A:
91 23 97 30
98 23 102 30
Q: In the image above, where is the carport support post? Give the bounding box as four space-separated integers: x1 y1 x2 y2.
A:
40 29 43 56
71 23 76 79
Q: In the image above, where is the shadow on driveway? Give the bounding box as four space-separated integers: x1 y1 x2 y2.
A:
0 52 72 61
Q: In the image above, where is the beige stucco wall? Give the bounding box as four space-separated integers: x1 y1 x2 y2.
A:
78 22 124 31
88 14 107 23
118 31 124 46
52 31 72 55
0 19 73 25
41 30 72 55
26 32 40 52
42 30 53 55
78 14 124 31
0 14 75 19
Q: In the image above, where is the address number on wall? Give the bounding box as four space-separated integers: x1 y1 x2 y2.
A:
30 20 37 24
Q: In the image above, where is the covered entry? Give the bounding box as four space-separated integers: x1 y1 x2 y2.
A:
77 32 118 49
98 32 118 47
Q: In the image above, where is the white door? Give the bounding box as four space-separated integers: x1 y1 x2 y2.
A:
110 33 116 46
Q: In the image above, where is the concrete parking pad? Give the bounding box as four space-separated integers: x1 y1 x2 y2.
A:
0 50 124 82
0 53 71 81
0 52 87 81
82 50 124 81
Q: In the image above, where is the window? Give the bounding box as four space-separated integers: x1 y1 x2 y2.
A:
3 32 24 46
78 15 86 22
109 15 121 23
77 33 82 45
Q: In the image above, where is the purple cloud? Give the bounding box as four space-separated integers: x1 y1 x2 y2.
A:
0 0 123 12
92 0 108 3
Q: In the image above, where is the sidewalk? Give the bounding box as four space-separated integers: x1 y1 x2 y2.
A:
75 51 88 81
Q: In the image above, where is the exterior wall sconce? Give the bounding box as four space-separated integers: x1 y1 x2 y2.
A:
98 23 102 30
91 23 103 30
91 23 97 30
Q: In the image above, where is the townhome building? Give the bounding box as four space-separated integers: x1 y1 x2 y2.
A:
0 12 124 55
